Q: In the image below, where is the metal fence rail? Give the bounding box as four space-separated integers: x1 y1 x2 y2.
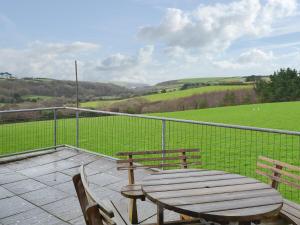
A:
0 106 299 202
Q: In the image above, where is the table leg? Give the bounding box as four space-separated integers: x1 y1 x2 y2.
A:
129 199 138 224
157 204 164 225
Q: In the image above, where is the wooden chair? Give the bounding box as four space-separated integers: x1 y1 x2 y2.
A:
256 156 300 225
73 165 219 225
73 165 128 225
116 149 201 224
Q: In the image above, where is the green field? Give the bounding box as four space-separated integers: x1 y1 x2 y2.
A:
154 101 300 131
81 85 251 108
1 101 299 202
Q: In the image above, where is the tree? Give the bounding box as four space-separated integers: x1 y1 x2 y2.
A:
255 68 300 102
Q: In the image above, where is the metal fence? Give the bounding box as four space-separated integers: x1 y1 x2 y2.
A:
0 106 299 202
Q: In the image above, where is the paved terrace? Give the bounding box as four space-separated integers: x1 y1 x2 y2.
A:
0 147 178 225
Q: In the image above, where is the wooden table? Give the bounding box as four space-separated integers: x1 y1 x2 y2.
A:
141 169 283 225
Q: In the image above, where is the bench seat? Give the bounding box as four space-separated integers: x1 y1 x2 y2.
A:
121 184 145 200
280 199 300 225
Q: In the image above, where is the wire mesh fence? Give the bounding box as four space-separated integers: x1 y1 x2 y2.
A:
0 107 299 202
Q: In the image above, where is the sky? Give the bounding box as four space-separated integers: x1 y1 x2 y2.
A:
0 0 300 84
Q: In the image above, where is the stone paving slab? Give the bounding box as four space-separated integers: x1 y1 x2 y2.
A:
3 178 47 195
0 187 14 200
0 147 158 225
21 186 70 206
35 172 72 186
0 196 36 219
0 208 67 225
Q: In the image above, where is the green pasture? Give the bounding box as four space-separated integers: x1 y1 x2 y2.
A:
0 101 299 202
81 85 251 108
154 101 300 131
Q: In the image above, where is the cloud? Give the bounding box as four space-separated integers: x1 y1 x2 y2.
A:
138 0 298 52
215 48 275 69
93 45 154 82
0 41 100 80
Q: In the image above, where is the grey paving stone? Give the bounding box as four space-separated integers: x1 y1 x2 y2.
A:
52 181 77 196
17 164 58 177
53 149 80 159
69 216 85 225
85 158 116 173
88 173 122 187
61 166 98 177
21 186 69 206
0 166 12 174
0 196 35 219
3 179 47 195
42 196 82 221
5 160 40 171
67 152 99 164
0 186 14 200
31 154 64 165
0 172 28 185
105 179 128 192
17 159 79 178
0 207 65 225
35 172 72 186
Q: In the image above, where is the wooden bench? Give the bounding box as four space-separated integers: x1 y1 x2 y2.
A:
256 156 300 225
73 165 219 225
116 149 201 224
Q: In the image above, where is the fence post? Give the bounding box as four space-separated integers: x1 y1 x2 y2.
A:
53 109 57 147
76 110 79 147
161 119 166 169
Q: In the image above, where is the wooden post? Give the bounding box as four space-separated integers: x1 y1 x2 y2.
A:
181 151 187 169
271 164 283 189
157 204 164 225
127 154 138 224
128 154 135 185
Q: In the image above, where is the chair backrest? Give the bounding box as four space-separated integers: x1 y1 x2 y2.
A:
256 156 300 190
73 165 116 225
116 149 201 184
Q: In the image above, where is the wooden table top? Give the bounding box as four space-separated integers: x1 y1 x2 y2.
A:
141 169 283 223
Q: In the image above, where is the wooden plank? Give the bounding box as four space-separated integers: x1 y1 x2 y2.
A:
283 199 300 211
280 210 300 225
256 170 300 189
149 169 202 175
206 204 282 221
117 162 202 170
147 183 270 199
117 155 200 164
162 188 278 206
141 174 243 186
257 162 300 181
180 195 282 214
116 149 200 156
258 156 300 172
144 170 226 181
143 177 259 193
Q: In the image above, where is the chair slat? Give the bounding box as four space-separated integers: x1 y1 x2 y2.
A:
256 169 300 190
258 156 300 172
116 149 200 156
257 162 300 181
79 166 115 217
117 162 202 170
117 155 200 164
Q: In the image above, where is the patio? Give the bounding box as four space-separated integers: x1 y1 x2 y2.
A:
0 147 179 225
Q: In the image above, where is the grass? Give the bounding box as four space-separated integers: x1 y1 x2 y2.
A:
154 101 300 131
81 85 251 108
0 101 299 202
143 85 251 102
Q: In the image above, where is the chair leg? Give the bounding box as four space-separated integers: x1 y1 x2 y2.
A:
129 198 138 224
